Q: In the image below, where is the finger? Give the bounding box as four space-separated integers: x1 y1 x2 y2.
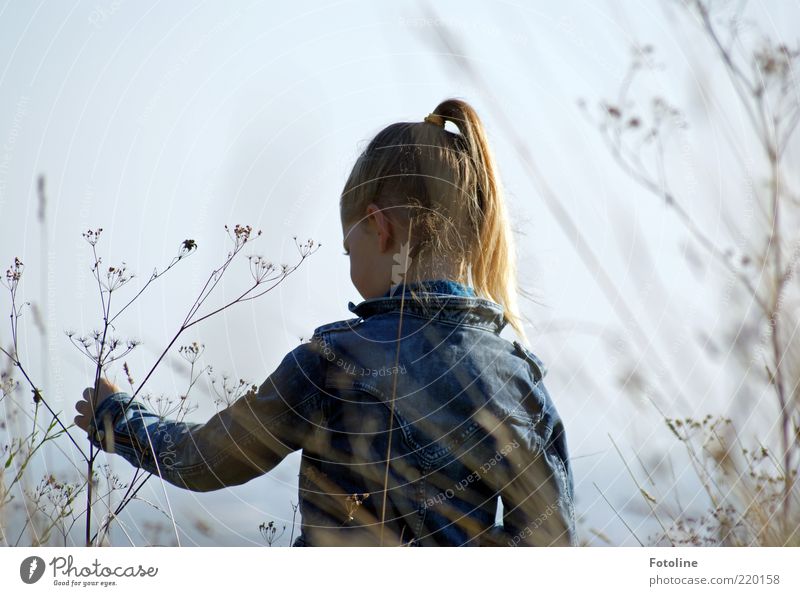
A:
74 414 88 431
75 400 90 416
83 387 94 401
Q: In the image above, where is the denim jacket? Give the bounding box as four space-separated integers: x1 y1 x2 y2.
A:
89 280 577 546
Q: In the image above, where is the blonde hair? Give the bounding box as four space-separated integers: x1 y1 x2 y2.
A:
340 98 526 343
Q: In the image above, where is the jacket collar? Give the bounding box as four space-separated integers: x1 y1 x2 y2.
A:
347 291 508 334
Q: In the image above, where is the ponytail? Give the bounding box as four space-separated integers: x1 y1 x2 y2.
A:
428 99 526 343
340 98 527 344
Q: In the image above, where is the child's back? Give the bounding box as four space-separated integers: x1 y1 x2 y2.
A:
294 279 576 546
79 98 577 546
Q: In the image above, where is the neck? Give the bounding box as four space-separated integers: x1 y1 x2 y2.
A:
393 256 466 286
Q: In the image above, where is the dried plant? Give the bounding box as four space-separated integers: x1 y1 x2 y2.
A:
209 373 258 410
344 492 371 524
259 519 287 546
419 0 800 546
0 178 318 546
581 0 800 546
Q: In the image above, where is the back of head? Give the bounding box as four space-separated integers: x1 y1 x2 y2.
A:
340 98 526 342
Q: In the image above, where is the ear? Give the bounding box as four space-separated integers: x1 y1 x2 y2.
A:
365 203 394 253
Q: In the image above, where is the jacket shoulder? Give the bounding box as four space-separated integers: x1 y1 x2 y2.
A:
512 340 548 383
312 316 363 336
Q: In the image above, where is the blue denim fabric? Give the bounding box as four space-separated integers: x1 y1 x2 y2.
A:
90 279 577 546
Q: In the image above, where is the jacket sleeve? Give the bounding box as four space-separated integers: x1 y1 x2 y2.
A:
500 379 577 546
88 340 326 492
499 443 577 546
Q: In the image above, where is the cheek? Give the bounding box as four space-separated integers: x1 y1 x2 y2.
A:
349 253 369 289
348 250 385 299
348 256 360 285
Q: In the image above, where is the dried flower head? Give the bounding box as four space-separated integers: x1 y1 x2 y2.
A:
2 257 23 290
179 341 205 364
225 224 262 249
344 492 370 522
259 520 286 546
180 239 197 257
82 228 103 246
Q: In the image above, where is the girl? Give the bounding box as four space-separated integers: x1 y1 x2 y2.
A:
75 98 577 547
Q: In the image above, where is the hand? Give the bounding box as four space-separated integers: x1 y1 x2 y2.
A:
74 378 121 433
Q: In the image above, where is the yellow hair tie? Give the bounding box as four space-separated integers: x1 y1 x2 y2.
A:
424 113 445 128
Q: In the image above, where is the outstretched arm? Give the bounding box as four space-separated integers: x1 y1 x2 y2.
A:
74 341 326 492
